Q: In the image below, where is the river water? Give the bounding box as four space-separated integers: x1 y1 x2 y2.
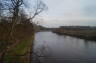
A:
33 31 96 63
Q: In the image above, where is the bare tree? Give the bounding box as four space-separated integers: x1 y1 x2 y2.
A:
19 9 30 24
7 0 24 41
25 0 48 22
31 0 48 20
0 0 24 62
0 0 3 20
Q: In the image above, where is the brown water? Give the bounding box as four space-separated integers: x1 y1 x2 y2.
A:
33 31 96 63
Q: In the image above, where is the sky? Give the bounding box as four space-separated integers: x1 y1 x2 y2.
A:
30 0 96 27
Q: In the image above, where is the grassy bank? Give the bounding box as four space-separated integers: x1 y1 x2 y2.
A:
4 36 34 63
0 23 34 63
53 28 96 41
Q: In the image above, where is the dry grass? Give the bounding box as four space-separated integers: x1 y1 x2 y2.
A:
53 28 96 41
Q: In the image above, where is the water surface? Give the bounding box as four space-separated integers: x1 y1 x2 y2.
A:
33 31 96 63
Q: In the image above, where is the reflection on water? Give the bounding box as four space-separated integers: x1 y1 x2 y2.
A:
33 31 96 63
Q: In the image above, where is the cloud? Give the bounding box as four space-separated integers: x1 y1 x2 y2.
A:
36 0 96 26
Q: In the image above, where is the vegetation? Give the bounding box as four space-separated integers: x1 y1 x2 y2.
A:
0 0 47 63
53 26 96 41
0 23 34 63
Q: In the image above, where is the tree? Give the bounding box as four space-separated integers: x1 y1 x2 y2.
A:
0 0 4 20
7 0 24 40
1 0 48 41
0 0 48 62
25 0 48 22
0 0 24 62
19 9 29 24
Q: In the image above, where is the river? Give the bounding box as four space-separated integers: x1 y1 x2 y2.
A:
32 31 96 63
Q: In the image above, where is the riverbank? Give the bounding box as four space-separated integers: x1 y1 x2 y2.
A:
53 28 96 41
0 23 34 63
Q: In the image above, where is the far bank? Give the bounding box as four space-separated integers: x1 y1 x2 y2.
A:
53 26 96 41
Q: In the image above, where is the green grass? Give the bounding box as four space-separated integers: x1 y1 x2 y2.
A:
12 36 34 55
4 36 34 63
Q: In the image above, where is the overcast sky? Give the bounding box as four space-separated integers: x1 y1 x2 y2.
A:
30 0 96 27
